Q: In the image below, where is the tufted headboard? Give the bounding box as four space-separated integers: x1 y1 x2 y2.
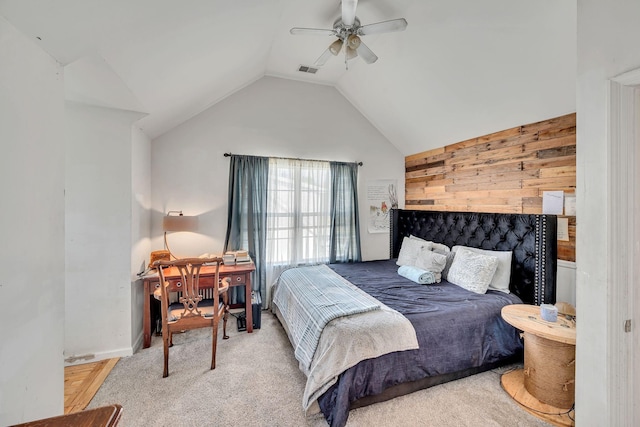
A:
390 209 557 305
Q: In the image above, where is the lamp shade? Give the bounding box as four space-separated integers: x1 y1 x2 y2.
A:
163 213 198 232
329 38 343 56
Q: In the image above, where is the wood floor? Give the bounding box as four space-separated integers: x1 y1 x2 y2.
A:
64 358 119 414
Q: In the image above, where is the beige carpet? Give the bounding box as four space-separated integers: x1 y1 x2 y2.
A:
88 312 554 426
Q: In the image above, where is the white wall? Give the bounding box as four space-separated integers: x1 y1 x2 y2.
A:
0 16 66 425
576 0 640 425
65 102 145 363
556 261 576 307
151 76 405 262
131 126 151 350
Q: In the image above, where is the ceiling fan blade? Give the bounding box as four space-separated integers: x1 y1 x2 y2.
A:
356 41 378 64
290 27 336 36
359 18 408 35
314 48 334 66
341 0 358 27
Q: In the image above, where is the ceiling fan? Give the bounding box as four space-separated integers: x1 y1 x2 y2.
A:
290 0 408 68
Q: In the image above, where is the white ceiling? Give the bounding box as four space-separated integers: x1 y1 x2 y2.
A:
0 0 576 155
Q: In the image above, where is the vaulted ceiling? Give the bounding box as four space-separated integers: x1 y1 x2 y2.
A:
0 0 576 155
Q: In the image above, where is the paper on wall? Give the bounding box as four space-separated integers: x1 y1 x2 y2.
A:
542 191 564 215
564 195 576 216
557 217 570 241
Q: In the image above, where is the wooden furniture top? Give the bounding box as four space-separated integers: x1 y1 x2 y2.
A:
12 404 122 427
143 261 255 279
140 258 256 347
501 304 576 345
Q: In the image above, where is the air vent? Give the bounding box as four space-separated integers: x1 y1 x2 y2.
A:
298 65 318 74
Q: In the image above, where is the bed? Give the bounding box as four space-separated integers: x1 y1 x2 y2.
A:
272 209 557 427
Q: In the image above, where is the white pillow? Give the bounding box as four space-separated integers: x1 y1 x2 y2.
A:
409 234 429 244
414 247 447 282
397 237 432 266
452 246 512 293
447 247 499 294
409 235 451 255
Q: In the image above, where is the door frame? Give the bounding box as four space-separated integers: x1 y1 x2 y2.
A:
608 67 640 426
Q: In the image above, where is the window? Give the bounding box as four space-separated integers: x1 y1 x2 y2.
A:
267 158 331 266
225 154 360 304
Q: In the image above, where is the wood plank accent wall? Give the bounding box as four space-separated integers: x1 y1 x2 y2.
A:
405 113 576 261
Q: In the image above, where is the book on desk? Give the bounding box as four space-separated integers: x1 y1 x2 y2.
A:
222 250 251 266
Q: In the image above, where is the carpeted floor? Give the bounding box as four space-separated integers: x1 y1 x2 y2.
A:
88 312 554 427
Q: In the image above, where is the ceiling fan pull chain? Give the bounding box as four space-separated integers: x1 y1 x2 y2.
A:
344 39 349 70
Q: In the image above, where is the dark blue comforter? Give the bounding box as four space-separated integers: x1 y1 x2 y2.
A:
319 260 523 427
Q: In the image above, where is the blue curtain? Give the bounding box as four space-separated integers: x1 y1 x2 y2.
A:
329 161 362 263
224 155 269 304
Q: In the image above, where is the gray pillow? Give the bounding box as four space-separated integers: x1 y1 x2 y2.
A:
414 247 447 282
414 247 446 271
447 247 499 294
409 235 451 255
397 237 431 266
452 246 512 293
430 242 451 255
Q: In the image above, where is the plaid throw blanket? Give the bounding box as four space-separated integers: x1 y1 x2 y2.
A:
273 264 381 370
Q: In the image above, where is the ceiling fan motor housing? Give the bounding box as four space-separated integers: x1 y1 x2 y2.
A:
333 17 361 39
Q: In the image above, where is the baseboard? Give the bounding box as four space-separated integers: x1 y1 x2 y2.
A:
64 346 134 367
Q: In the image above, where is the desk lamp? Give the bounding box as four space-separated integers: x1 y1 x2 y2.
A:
163 210 198 259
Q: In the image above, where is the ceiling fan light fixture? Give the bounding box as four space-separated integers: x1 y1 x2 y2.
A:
346 46 358 61
329 39 343 56
347 34 361 50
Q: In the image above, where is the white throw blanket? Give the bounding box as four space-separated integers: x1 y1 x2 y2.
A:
273 264 382 370
303 304 419 414
272 265 419 413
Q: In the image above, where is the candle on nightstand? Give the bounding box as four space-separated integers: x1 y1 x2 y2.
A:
540 304 558 322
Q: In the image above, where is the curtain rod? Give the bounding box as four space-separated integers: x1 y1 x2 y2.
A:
223 152 362 166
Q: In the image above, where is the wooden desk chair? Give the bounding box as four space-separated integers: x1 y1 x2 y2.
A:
153 257 230 378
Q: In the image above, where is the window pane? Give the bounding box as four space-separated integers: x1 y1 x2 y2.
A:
266 158 331 266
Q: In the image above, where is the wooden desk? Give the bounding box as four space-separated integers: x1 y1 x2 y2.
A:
141 262 256 348
11 404 122 427
501 304 576 427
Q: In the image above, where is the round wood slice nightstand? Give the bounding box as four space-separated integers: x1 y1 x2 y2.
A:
500 304 576 427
